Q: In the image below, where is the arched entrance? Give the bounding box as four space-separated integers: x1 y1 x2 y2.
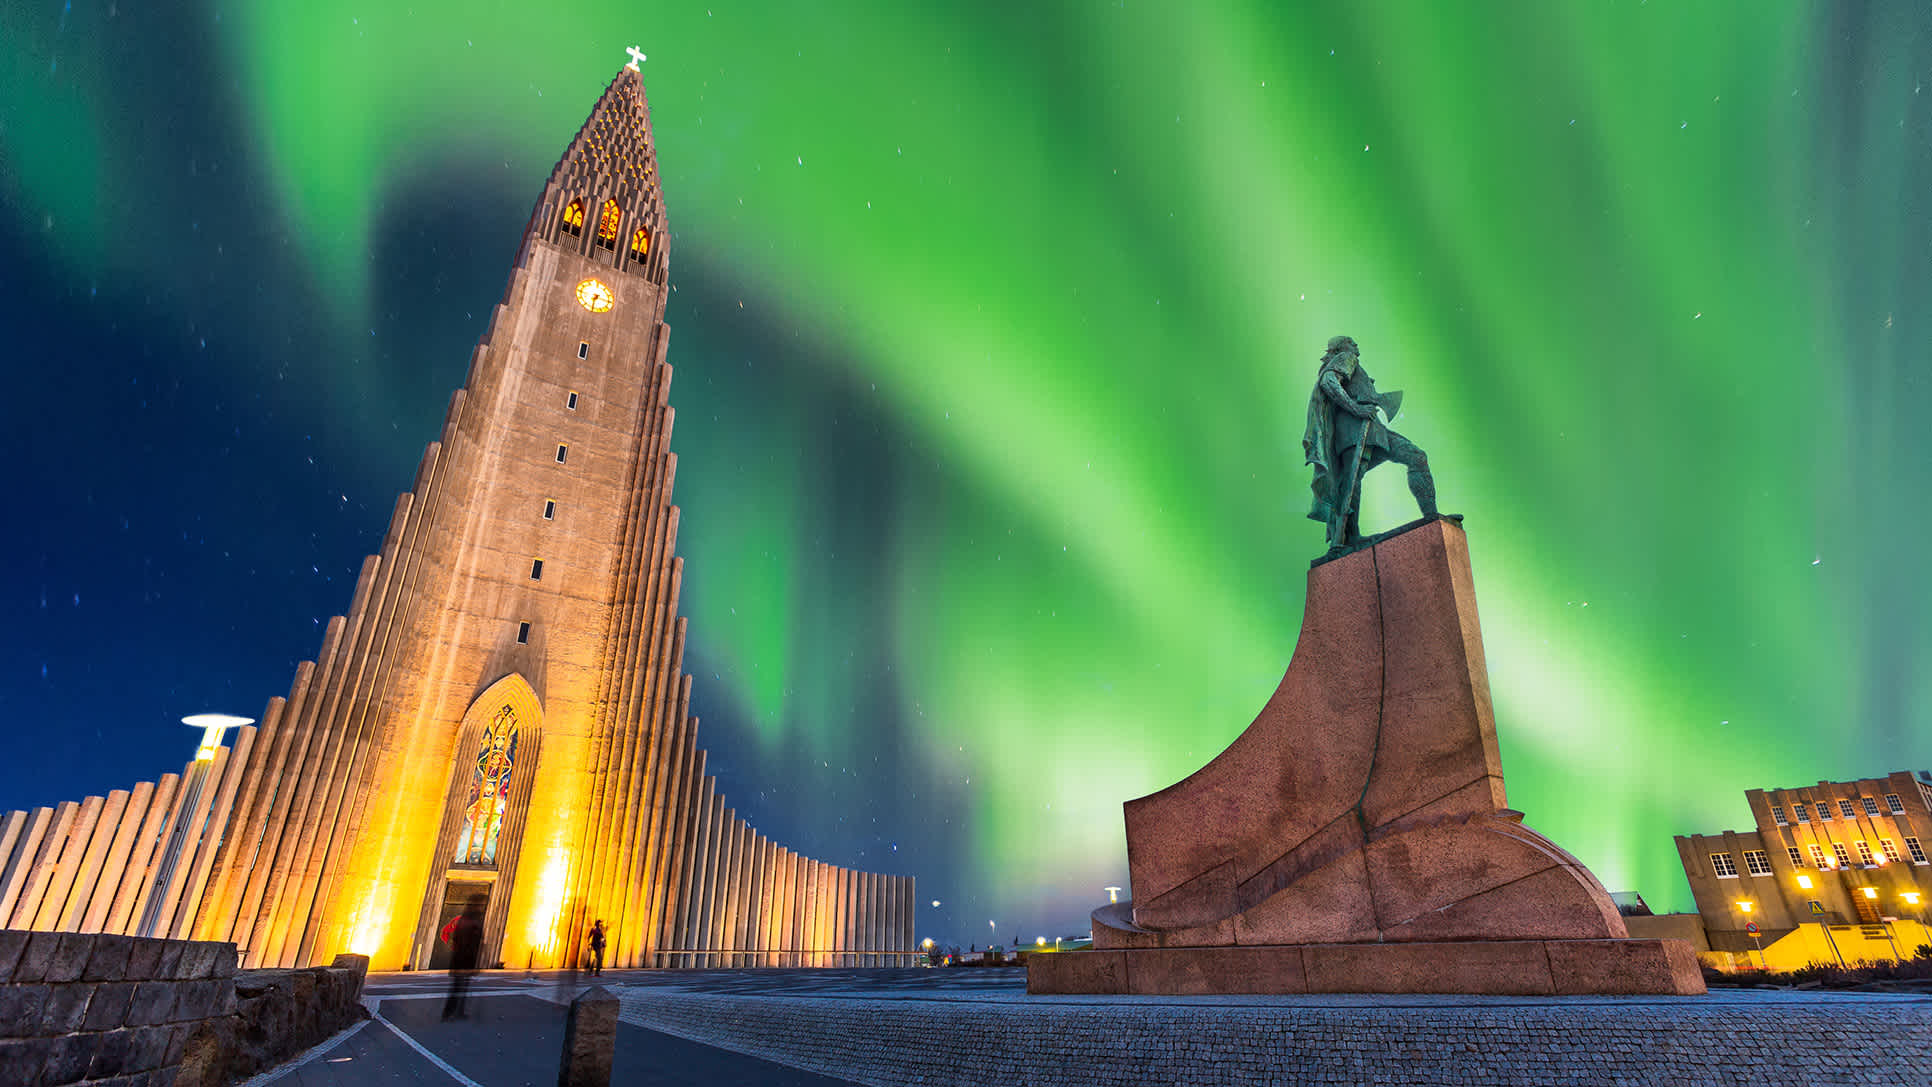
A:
411 673 543 969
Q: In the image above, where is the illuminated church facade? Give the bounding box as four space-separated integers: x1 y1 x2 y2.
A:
0 62 917 971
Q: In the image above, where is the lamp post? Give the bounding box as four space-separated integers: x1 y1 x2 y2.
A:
136 713 252 937
1735 900 1764 970
1104 886 1121 905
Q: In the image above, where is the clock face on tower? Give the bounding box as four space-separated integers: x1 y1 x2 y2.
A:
575 278 615 313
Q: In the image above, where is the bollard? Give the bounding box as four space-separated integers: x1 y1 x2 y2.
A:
557 985 618 1087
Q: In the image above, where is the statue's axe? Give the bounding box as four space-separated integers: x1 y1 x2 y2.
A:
1375 389 1403 421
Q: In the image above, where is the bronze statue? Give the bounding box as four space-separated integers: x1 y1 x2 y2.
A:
1303 336 1439 553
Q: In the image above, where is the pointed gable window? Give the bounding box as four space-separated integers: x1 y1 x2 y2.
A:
629 225 651 264
560 199 586 237
454 705 519 865
595 199 622 250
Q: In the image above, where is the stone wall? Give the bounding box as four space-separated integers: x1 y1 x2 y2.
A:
0 930 368 1086
0 930 237 1086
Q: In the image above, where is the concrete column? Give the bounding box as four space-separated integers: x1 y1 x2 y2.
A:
57 789 129 931
35 795 104 931
10 801 78 929
105 774 178 935
82 783 153 933
0 808 48 923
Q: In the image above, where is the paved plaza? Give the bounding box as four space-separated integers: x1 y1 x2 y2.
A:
250 967 1932 1085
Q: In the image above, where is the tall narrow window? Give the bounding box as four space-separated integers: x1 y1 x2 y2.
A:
566 391 579 410
1907 837 1927 864
1833 842 1853 867
543 500 556 520
629 225 651 263
1808 842 1829 868
556 444 568 464
578 342 589 360
1854 840 1876 866
560 199 585 237
453 705 519 865
516 622 531 645
595 199 621 249
1881 839 1902 863
530 558 544 581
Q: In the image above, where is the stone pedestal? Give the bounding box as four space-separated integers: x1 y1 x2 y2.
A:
1029 518 1703 996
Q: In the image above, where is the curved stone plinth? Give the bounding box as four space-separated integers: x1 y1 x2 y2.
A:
1045 517 1700 994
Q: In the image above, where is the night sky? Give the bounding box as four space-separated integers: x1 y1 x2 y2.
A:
4 3 1929 948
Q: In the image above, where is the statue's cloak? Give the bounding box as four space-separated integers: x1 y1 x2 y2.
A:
1303 361 1390 524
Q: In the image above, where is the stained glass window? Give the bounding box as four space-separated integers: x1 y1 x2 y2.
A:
455 705 518 865
595 199 622 249
629 226 651 263
560 199 585 236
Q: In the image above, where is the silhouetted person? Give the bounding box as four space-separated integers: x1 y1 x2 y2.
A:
442 894 486 1020
588 919 607 976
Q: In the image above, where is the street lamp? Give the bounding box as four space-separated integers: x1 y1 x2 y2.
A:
137 713 254 937
1735 900 1764 970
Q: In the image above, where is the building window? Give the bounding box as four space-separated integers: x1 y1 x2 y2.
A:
1881 839 1902 863
1886 793 1906 814
556 444 568 463
629 225 651 264
1907 837 1928 864
1795 804 1811 823
567 391 579 410
1809 842 1829 868
1818 802 1833 820
1787 846 1806 867
1861 796 1881 816
1710 852 1737 878
1838 799 1858 819
530 558 544 581
543 500 556 520
578 342 589 360
595 198 622 250
454 705 518 865
560 198 585 237
516 622 531 644
1854 840 1876 866
1742 850 1772 877
1771 805 1788 826
1833 842 1853 867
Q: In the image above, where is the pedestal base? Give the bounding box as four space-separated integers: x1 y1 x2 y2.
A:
1026 938 1705 996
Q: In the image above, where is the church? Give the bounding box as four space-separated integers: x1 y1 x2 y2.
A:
0 58 916 972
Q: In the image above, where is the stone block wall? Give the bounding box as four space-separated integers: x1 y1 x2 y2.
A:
174 955 369 1086
0 929 237 1086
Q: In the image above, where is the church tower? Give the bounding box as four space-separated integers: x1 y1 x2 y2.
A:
0 61 915 972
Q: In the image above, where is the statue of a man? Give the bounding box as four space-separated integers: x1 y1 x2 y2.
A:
1302 335 1438 552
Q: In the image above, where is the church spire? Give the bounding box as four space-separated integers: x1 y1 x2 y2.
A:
531 59 667 285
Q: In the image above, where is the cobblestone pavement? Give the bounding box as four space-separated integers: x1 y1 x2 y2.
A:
599 968 1932 1086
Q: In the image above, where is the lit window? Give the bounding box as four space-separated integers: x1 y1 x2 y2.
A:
1886 793 1906 814
1787 846 1805 867
516 621 531 645
629 225 651 263
1742 850 1772 877
1838 799 1858 819
1881 839 1902 863
1771 805 1788 826
567 391 579 410
1808 842 1829 868
543 500 556 520
595 199 622 249
578 342 589 360
1907 837 1928 864
556 444 569 464
454 705 518 865
530 558 544 581
560 199 585 237
1795 804 1811 824
1833 842 1852 867
1855 840 1876 866
1710 852 1737 878
1862 796 1881 817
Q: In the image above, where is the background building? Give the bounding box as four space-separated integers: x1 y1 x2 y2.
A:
0 63 915 973
1669 770 1932 970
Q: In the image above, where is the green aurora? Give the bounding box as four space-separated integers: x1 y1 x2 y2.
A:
4 2 1929 940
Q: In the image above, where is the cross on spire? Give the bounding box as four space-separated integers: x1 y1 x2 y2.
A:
625 45 646 71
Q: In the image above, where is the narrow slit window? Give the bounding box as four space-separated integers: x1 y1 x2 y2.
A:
567 391 579 410
530 558 544 581
629 225 651 263
543 500 556 520
556 444 568 464
578 342 589 360
516 622 531 645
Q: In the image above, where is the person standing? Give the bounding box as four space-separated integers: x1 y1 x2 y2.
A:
588 919 607 976
441 894 486 1020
